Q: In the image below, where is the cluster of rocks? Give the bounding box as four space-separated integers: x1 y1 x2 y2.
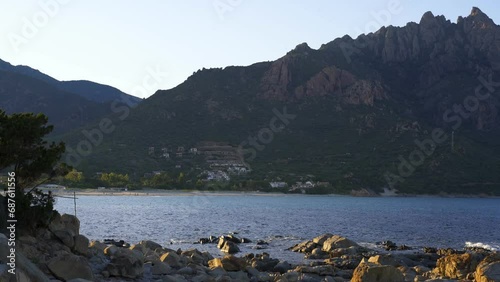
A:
0 213 94 281
0 214 294 281
289 233 500 281
377 240 412 251
2 215 499 282
196 234 270 254
195 234 254 255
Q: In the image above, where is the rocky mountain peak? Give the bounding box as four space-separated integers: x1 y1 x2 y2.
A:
464 6 496 28
470 6 486 17
287 42 313 56
419 11 436 25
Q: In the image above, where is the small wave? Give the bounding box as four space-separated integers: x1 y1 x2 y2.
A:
465 241 499 251
169 239 194 244
264 235 303 243
358 242 379 250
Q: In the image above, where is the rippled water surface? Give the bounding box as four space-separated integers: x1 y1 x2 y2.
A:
55 194 500 262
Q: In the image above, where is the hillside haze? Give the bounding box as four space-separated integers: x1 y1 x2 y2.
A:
64 7 500 194
0 59 142 105
0 59 141 133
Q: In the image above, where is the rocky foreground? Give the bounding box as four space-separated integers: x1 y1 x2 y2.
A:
1 214 499 282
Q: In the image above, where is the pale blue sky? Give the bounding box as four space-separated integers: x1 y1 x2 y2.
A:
0 1 498 98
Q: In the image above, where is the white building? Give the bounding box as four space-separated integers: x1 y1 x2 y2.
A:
269 182 287 188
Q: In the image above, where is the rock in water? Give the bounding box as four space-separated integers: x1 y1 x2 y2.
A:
241 237 252 243
217 237 240 254
221 241 240 254
224 235 241 244
197 238 210 244
322 235 359 252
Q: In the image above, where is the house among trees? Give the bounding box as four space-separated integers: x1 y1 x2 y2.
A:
290 181 315 190
227 165 250 175
269 182 287 188
176 146 185 157
161 148 170 159
201 170 230 182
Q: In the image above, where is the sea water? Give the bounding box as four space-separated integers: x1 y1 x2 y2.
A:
55 194 500 263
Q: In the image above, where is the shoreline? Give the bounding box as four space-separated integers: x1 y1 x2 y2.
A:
50 188 500 199
11 217 500 282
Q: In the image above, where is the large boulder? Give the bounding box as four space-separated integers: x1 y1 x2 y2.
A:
105 248 144 279
273 260 292 274
138 240 162 251
181 249 212 265
433 253 481 279
476 258 500 282
0 247 51 282
73 235 89 256
218 239 240 254
312 233 334 245
368 255 401 267
151 260 172 275
49 214 82 253
249 253 279 272
53 230 75 249
352 261 404 282
47 252 94 281
223 235 241 244
160 251 184 269
129 244 147 255
322 235 359 252
306 247 329 259
208 255 246 272
89 240 108 254
289 240 318 253
103 245 119 256
49 214 80 236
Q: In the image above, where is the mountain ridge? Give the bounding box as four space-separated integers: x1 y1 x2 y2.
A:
50 7 500 194
0 70 109 133
0 59 141 105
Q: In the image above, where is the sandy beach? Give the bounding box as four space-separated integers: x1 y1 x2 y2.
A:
50 188 499 198
53 188 291 198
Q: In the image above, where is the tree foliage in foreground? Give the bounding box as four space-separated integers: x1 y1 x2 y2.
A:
0 110 67 233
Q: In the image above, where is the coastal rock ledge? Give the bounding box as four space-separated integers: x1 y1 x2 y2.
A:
1 216 499 281
289 233 500 282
